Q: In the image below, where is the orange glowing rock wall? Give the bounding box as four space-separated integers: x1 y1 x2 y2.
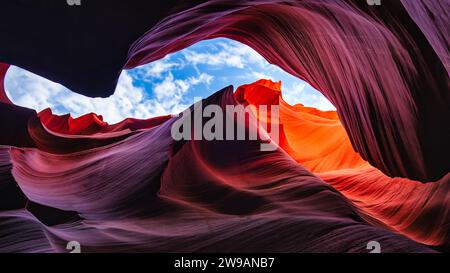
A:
0 1 448 252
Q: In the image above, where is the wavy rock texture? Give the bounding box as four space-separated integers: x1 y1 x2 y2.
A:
124 0 450 182
0 79 448 252
237 80 449 249
0 0 449 252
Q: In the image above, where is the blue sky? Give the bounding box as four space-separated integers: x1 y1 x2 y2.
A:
5 38 334 124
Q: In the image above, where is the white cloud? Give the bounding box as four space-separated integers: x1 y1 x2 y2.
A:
4 38 335 124
135 54 181 79
249 71 276 81
188 73 213 85
151 72 213 115
5 67 66 112
153 73 189 100
313 96 336 110
5 66 212 124
218 41 267 68
282 82 306 104
5 67 156 123
182 41 268 69
183 49 244 68
283 82 336 111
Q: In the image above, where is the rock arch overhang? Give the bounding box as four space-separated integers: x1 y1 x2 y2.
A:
0 0 449 182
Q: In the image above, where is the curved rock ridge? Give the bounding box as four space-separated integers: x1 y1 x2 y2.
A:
0 0 449 253
124 0 450 182
1 1 449 182
0 80 447 252
238 79 450 250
